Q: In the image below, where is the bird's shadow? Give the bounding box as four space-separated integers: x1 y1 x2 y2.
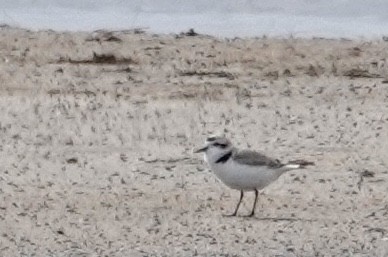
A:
223 215 317 222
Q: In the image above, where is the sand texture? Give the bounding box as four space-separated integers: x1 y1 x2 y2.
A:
0 27 388 256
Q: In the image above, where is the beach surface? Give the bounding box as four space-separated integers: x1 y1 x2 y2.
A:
0 27 388 256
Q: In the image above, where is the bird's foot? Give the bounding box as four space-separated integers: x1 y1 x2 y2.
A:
244 212 255 218
222 212 238 217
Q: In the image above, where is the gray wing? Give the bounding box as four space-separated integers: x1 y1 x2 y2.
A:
233 149 283 168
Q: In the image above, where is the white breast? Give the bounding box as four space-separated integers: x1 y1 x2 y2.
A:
209 159 285 191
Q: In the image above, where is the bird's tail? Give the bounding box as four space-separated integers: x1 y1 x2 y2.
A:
283 159 315 170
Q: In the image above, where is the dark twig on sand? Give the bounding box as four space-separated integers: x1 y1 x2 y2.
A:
357 169 375 191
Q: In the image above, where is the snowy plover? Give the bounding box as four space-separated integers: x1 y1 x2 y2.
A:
194 135 314 217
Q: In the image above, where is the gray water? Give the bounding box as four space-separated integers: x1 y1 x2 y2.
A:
1 0 388 38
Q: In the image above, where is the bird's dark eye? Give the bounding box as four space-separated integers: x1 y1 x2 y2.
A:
214 143 227 148
207 136 216 142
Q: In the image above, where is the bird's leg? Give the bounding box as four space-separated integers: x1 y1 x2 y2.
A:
248 189 259 217
224 190 244 217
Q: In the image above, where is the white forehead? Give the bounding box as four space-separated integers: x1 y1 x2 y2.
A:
205 136 230 145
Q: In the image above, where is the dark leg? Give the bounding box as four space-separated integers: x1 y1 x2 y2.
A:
248 189 259 217
224 190 244 217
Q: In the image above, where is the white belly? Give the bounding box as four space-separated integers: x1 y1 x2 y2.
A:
210 160 285 191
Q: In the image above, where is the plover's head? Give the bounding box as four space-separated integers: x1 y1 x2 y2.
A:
194 135 233 164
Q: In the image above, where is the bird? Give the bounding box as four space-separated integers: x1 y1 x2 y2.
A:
194 135 314 217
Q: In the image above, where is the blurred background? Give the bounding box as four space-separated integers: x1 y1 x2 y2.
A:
1 0 388 38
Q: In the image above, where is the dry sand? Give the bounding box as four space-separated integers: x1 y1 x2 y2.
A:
0 26 388 256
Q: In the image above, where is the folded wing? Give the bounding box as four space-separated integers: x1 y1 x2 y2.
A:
233 149 284 168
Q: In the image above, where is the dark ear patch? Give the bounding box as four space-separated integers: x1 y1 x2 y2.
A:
214 143 227 148
206 136 217 142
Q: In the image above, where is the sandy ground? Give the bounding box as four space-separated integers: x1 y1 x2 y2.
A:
0 26 388 256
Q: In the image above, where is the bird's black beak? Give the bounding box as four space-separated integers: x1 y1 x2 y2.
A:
194 146 208 153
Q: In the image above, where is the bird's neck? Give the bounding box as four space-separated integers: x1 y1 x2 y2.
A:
206 147 236 166
215 151 233 163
